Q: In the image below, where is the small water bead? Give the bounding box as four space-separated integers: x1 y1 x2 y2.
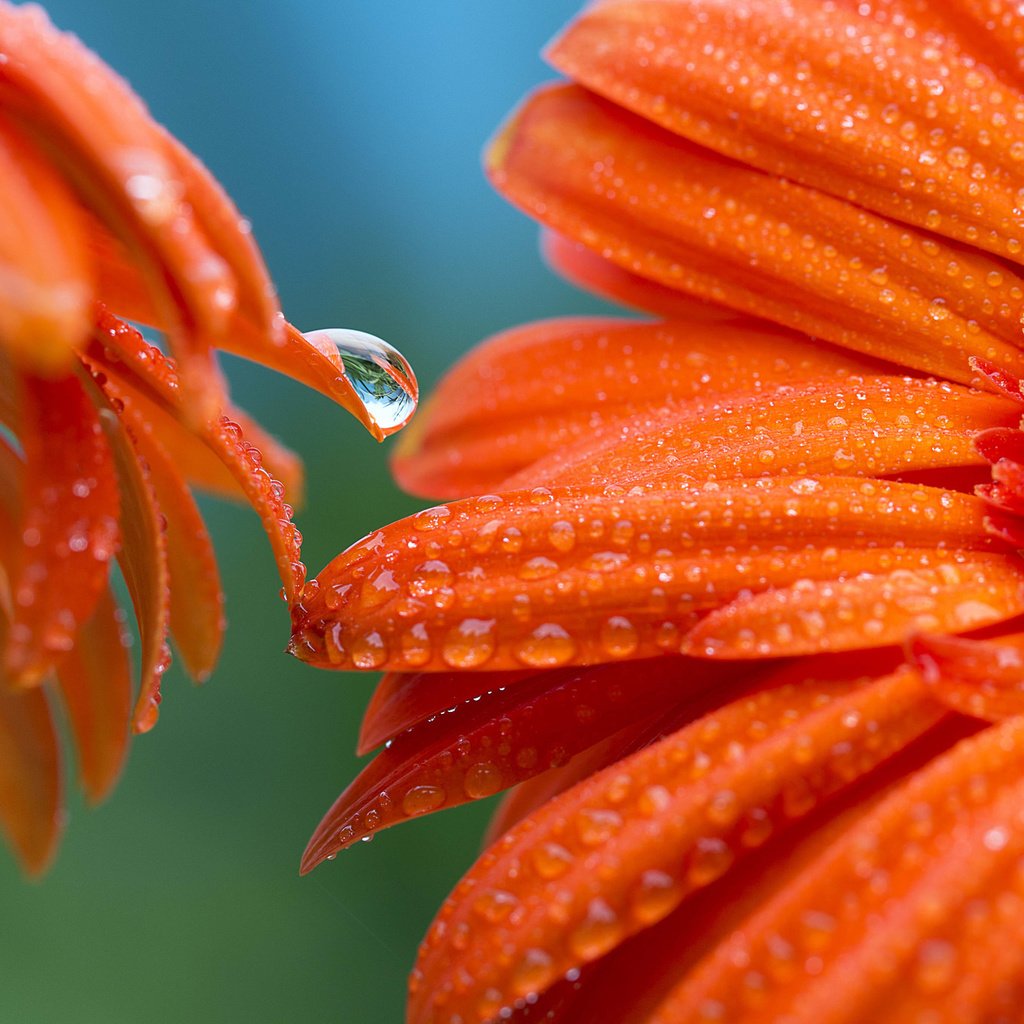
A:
402 785 446 817
687 836 735 886
548 521 576 553
531 842 574 879
514 623 577 668
575 808 623 846
464 761 503 799
512 949 557 998
412 505 451 532
351 631 387 669
518 556 560 581
473 888 520 924
569 898 622 960
302 327 417 436
442 618 497 668
600 616 638 658
631 869 684 925
400 624 431 666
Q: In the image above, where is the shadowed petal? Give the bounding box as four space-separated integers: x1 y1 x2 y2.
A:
549 0 1024 263
294 479 1006 672
55 584 131 803
409 664 941 1024
302 657 748 870
487 85 1024 384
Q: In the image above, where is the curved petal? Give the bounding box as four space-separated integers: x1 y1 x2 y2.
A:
88 376 171 735
541 231 738 322
910 631 1024 720
0 112 90 370
510 375 1018 491
106 380 224 682
55 583 132 803
392 317 887 499
0 680 60 875
409 664 941 1023
648 716 1024 1023
5 372 119 686
85 311 306 601
293 479 1005 673
487 84 1024 385
548 0 1024 264
302 657 748 870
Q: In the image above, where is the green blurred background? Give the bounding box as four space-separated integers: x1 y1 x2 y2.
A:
1 2 612 1021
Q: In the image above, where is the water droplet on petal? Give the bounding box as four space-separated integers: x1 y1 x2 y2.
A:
302 327 418 436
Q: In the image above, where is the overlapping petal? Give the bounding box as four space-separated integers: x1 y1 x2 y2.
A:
294 3 1024 1023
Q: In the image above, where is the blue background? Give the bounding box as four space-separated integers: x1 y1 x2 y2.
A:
0 2 610 1021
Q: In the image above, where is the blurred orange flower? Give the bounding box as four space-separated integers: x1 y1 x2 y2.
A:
0 1 416 874
293 1 1024 1021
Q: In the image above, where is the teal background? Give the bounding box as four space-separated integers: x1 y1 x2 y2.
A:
0 3 609 1021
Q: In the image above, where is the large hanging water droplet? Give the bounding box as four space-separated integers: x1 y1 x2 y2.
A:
303 327 418 437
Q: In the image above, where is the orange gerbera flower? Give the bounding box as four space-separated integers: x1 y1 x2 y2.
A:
0 1 416 875
291 1 1024 1022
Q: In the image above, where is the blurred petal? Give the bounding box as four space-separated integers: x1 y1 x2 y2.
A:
0 680 60 875
55 584 131 803
0 113 90 370
295 479 1006 673
488 85 1024 384
89 376 171 735
549 0 1024 263
409 665 941 1023
5 372 119 686
911 631 1024 721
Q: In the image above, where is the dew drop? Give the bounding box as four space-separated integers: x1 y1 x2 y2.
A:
401 784 445 816
531 842 574 879
302 327 418 436
515 623 577 668
464 761 503 799
569 898 622 960
631 869 682 925
442 618 497 668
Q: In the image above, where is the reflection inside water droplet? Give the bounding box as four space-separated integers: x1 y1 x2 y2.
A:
302 327 418 436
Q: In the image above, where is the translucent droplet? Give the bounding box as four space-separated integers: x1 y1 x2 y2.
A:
302 327 418 437
401 784 445 816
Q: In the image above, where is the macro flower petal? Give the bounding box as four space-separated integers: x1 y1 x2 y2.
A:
393 317 884 499
293 478 1013 673
54 584 131 803
549 0 1024 263
409 662 942 1024
0 680 60 875
648 716 1024 1023
5 372 119 687
487 84 1024 384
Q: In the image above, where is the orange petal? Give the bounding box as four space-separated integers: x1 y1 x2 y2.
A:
548 0 1024 264
102 376 224 682
541 231 738 321
910 631 1024 721
487 84 1024 385
686 554 1024 658
392 317 885 499
85 311 306 600
0 679 60 875
0 113 90 370
510 375 1018 491
302 657 746 870
87 375 171 734
649 716 1024 1023
0 2 239 415
5 372 120 686
54 583 131 803
293 478 1003 673
409 664 941 1023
